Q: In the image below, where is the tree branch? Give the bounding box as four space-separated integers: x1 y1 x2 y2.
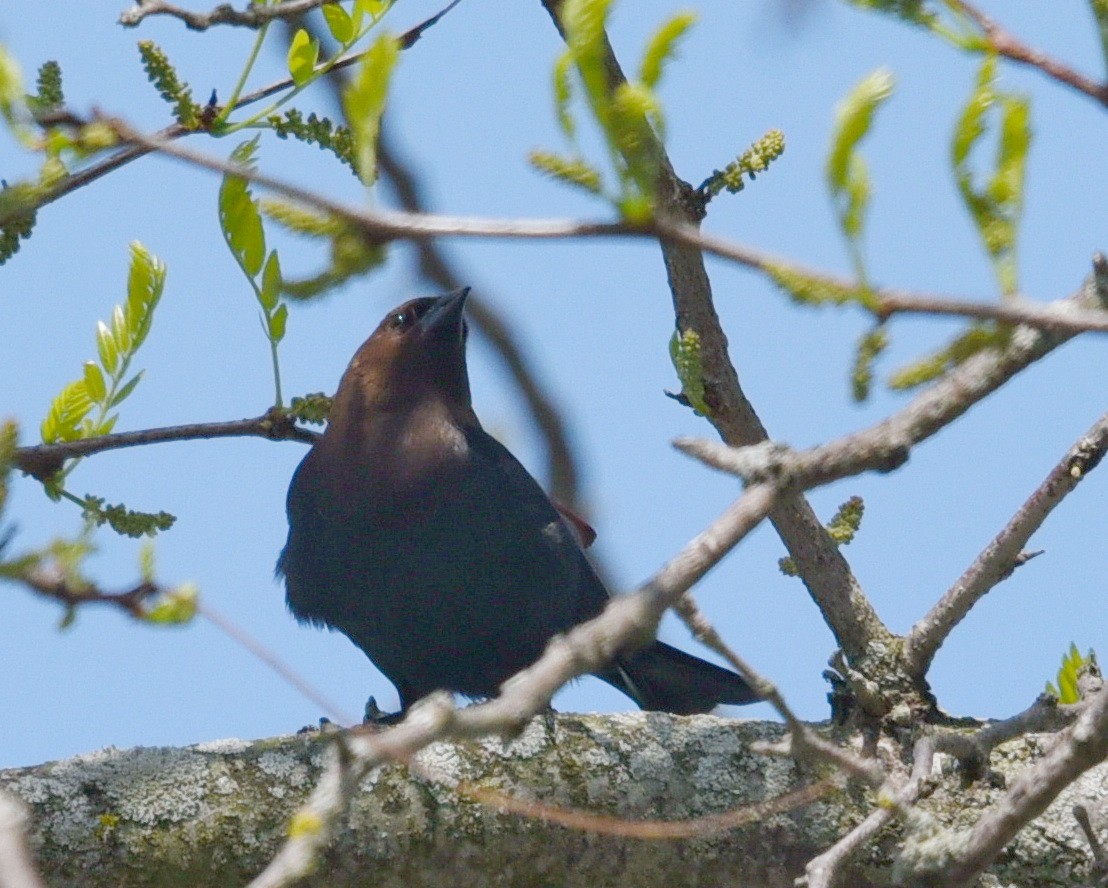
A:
934 684 1108 887
678 269 1105 492
119 0 330 30
538 0 890 669
12 411 317 480
947 0 1108 108
904 410 1108 678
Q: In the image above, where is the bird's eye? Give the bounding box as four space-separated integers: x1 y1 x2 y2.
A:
388 311 412 330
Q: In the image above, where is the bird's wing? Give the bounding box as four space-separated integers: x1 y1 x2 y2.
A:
278 450 346 627
462 425 611 620
552 500 597 549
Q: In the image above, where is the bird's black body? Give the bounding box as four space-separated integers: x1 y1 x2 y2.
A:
278 289 759 715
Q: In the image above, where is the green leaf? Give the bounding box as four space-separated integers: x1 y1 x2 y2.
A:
353 0 390 24
889 324 1009 390
827 68 894 193
528 150 602 194
780 496 864 576
96 321 119 376
126 241 167 351
289 392 333 425
826 68 894 285
83 362 107 403
260 251 282 311
27 60 63 113
1048 643 1096 704
950 55 1031 295
111 304 132 355
827 67 893 197
1090 0 1108 75
851 325 889 402
553 51 576 140
137 40 201 128
0 44 25 123
701 129 786 198
269 303 289 343
343 33 400 184
218 140 266 278
259 199 344 237
287 29 320 87
563 0 613 58
41 379 92 444
94 413 118 437
108 371 144 410
143 583 199 624
322 3 355 44
639 11 696 90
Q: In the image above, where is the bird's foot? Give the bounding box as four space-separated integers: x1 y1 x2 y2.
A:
296 717 340 735
363 696 404 727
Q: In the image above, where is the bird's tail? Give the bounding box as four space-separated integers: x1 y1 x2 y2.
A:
600 641 760 715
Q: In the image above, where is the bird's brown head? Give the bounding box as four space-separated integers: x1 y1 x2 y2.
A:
334 287 473 420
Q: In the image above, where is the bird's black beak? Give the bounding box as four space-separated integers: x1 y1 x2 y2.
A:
418 287 470 342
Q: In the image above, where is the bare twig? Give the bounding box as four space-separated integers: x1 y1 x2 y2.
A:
803 734 940 888
87 123 1108 343
672 594 886 790
12 568 160 618
0 790 46 888
120 0 330 30
198 603 358 725
904 411 1108 678
457 775 837 840
1072 802 1108 876
874 288 1108 335
10 125 1108 342
12 411 317 480
930 685 1108 887
946 0 1108 108
678 274 1106 494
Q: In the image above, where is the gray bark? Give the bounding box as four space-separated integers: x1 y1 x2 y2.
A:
1 714 1104 887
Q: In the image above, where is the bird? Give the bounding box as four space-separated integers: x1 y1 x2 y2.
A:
278 287 760 718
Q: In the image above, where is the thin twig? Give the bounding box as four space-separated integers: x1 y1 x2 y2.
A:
874 289 1108 335
12 411 317 479
678 278 1106 494
946 0 1108 108
457 774 838 840
904 411 1108 678
932 685 1108 887
672 594 886 789
803 735 939 888
10 123 1108 340
199 603 358 726
12 569 158 618
120 0 331 30
84 122 1108 342
1072 803 1108 875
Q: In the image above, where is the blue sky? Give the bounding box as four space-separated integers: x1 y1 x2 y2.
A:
1 1 1105 769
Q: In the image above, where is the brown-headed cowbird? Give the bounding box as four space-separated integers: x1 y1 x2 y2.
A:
278 288 759 717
